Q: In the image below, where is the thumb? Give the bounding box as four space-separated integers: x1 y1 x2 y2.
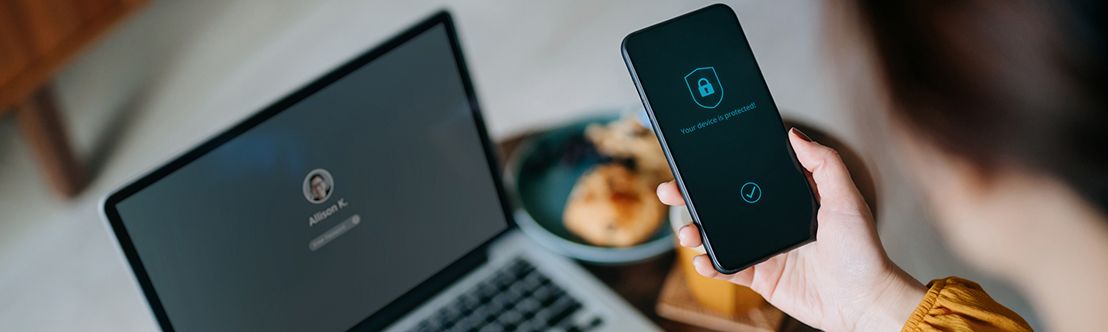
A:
788 128 866 211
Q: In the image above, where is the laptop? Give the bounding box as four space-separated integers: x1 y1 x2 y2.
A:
100 11 660 332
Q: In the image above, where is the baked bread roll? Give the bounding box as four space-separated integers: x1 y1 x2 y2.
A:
563 164 667 247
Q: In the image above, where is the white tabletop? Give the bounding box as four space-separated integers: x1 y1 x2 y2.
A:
0 0 1038 330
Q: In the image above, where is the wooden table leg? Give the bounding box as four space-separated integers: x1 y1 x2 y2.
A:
15 86 85 197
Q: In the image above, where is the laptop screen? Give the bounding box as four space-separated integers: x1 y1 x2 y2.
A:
110 21 509 331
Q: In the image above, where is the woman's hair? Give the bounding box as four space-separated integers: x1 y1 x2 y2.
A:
851 0 1108 212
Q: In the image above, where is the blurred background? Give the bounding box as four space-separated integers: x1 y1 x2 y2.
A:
0 0 1041 330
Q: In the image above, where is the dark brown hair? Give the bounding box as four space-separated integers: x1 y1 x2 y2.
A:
852 0 1108 212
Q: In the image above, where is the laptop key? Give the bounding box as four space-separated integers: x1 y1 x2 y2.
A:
477 283 498 301
469 306 489 322
529 284 551 300
545 301 582 327
538 289 567 307
588 317 603 329
484 300 505 314
441 308 461 322
479 324 504 332
519 273 542 290
497 310 523 326
515 298 541 317
491 292 513 307
536 275 552 287
507 260 529 276
452 316 480 332
463 294 482 309
437 313 456 330
503 287 525 304
513 266 534 279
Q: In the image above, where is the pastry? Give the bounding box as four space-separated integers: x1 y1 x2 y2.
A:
563 164 667 247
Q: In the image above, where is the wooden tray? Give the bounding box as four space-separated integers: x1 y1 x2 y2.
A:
656 264 785 332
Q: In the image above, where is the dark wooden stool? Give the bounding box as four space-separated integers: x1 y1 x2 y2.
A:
0 0 147 197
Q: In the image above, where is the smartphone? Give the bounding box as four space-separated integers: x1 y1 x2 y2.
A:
621 4 818 274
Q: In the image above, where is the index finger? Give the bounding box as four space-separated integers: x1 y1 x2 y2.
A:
656 181 685 206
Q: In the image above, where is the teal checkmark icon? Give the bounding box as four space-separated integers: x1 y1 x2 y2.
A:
741 182 761 203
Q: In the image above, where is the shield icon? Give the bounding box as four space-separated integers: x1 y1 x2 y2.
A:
685 67 723 109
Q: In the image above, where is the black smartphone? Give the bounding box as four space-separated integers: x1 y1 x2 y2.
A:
621 4 818 274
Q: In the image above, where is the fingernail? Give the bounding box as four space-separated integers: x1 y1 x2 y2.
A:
791 127 813 142
692 256 713 276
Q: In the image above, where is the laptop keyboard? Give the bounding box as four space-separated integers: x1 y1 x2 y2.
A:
411 259 605 332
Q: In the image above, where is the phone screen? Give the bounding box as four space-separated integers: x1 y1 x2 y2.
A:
622 4 816 272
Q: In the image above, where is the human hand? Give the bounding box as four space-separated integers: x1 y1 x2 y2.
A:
658 128 926 332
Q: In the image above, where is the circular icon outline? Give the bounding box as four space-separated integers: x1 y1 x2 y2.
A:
741 182 761 203
303 168 334 204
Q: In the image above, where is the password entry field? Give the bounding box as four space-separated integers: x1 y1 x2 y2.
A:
309 214 360 251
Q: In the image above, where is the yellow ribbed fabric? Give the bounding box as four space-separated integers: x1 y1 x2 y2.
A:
901 277 1033 332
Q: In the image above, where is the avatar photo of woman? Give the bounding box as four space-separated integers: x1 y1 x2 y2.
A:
303 169 334 203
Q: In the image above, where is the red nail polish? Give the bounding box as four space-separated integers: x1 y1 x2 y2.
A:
791 127 813 142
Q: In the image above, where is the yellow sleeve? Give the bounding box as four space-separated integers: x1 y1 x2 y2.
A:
901 277 1033 332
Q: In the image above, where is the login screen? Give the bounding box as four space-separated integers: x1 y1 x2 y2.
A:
112 24 508 332
623 5 816 271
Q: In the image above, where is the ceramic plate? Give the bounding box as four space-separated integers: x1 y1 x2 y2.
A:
504 113 674 264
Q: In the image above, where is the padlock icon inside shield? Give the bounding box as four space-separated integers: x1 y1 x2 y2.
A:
685 67 723 109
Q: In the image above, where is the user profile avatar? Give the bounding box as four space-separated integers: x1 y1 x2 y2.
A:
302 169 334 204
